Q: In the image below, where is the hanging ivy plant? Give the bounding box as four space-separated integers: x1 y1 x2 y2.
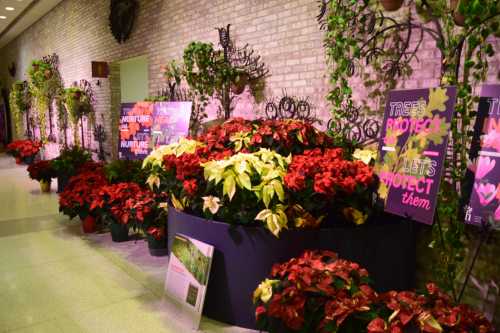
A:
27 59 62 142
63 87 94 147
8 81 29 138
320 0 499 300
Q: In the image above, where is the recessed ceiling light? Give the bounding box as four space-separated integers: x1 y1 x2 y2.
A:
0 16 6 19
5 7 15 11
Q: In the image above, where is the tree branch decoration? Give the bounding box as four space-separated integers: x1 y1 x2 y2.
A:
183 24 269 120
63 80 95 148
8 81 30 138
319 0 499 300
27 54 63 143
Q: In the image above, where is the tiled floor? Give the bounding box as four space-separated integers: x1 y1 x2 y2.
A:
0 155 256 333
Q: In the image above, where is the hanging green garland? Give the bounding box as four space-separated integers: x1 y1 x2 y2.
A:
63 87 93 147
8 81 29 138
27 59 61 142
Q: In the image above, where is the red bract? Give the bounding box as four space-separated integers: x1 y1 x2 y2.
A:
285 148 374 198
6 140 42 159
147 226 165 240
91 182 157 225
256 252 495 333
196 118 253 151
59 167 108 219
256 250 377 332
27 160 55 181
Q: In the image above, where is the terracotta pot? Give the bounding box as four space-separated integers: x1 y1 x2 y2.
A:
82 216 97 233
380 0 404 11
450 0 465 26
40 179 51 193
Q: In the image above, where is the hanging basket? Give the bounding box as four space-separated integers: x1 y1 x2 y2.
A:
40 179 51 193
450 0 466 26
380 0 404 11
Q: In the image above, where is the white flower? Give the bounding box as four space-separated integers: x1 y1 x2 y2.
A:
202 196 222 215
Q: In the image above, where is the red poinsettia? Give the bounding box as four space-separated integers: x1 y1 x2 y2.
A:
254 250 377 332
27 160 56 181
59 167 108 219
6 139 42 161
89 182 157 226
256 252 495 333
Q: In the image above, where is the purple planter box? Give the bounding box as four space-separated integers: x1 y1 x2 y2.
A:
168 208 415 329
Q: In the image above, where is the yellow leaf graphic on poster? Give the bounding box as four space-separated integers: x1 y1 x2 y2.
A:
378 182 389 200
426 87 449 113
426 115 450 145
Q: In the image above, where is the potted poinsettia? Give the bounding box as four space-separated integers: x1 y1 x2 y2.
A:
51 146 92 192
27 160 56 193
6 139 42 164
254 250 495 333
59 165 108 233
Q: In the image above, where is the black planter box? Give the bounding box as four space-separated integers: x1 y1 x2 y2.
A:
168 208 416 329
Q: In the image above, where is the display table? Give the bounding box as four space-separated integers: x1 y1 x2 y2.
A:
168 208 416 329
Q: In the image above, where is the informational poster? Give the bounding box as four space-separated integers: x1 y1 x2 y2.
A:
119 101 192 160
164 234 214 330
465 85 500 226
119 102 154 159
150 102 192 149
376 87 456 224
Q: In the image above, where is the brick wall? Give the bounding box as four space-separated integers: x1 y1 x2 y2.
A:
0 0 500 326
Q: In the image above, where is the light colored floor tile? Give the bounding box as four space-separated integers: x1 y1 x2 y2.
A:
0 155 257 333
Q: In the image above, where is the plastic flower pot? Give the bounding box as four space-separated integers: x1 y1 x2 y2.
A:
82 216 97 234
147 236 168 257
380 0 404 11
39 179 51 193
57 174 70 193
23 155 35 165
110 223 129 242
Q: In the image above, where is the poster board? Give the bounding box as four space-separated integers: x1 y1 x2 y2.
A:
118 101 192 160
465 85 500 226
376 87 456 224
164 234 214 330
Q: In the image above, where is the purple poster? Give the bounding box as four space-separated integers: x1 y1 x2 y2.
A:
376 87 456 224
465 85 500 226
119 101 192 160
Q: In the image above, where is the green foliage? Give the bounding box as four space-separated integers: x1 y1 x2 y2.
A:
323 0 499 299
51 146 91 177
27 59 63 142
63 87 94 146
183 41 237 97
8 81 29 138
104 159 148 185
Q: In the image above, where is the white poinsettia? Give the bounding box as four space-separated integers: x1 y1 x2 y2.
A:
142 138 204 169
202 196 222 215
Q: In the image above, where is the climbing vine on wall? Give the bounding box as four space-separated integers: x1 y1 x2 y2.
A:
320 0 499 300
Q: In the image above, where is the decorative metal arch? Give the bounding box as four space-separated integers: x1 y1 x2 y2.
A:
327 106 381 146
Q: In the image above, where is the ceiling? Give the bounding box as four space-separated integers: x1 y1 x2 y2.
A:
0 0 64 49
